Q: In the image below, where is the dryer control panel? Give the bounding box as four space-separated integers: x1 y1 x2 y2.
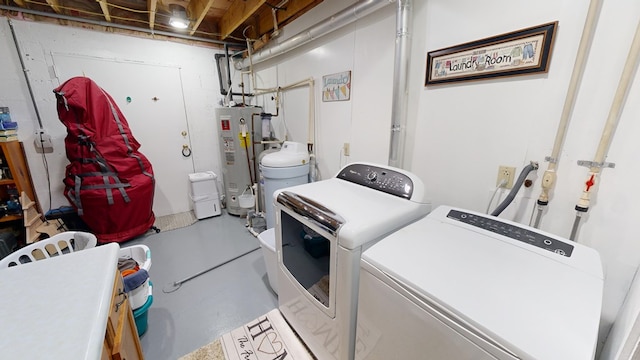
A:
447 209 574 257
337 163 413 199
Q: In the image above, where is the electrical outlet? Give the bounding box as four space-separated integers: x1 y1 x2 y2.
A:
34 130 54 154
496 166 516 189
343 143 350 157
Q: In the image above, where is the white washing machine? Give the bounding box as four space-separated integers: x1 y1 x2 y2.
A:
275 163 432 360
355 205 604 360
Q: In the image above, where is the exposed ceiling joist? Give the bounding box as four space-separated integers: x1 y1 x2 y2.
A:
188 0 215 36
1 0 325 48
148 0 158 30
256 0 322 37
219 0 266 40
97 0 112 22
45 0 62 14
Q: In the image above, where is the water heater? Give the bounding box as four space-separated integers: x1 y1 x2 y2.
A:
216 106 263 216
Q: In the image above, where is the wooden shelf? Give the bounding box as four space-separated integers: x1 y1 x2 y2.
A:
0 214 22 223
0 142 39 244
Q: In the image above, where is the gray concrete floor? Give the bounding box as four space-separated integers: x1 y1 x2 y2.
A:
124 211 278 360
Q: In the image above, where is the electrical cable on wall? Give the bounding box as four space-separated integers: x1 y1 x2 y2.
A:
491 162 539 217
177 69 196 172
486 178 508 214
38 133 52 213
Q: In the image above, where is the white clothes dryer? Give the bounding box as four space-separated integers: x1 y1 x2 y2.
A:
356 205 604 360
274 163 431 360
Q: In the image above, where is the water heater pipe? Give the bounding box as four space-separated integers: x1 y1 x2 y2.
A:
533 0 602 228
277 79 317 175
236 0 394 69
248 78 316 162
388 0 412 169
570 18 640 240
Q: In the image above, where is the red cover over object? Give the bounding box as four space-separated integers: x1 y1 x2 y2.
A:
54 77 155 243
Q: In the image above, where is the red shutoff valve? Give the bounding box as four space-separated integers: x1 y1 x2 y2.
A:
585 175 595 191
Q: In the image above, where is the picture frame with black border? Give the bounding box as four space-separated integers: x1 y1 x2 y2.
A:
425 21 558 86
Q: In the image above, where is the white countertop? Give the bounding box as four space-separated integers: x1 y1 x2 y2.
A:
0 243 120 359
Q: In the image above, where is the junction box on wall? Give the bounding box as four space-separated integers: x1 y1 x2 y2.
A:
34 129 53 153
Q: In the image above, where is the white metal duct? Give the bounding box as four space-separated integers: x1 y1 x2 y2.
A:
237 0 395 69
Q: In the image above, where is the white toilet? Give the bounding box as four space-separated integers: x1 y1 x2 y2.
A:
257 228 278 294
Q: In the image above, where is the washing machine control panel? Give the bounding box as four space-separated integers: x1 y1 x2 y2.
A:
337 163 413 199
447 210 574 257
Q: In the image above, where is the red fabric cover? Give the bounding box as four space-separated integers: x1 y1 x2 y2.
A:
54 77 155 243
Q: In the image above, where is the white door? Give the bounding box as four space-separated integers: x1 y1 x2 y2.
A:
52 53 194 217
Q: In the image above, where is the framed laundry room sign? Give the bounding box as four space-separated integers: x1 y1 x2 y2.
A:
425 21 558 86
322 71 351 101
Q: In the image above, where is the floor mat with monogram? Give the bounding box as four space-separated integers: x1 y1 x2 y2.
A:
180 309 314 360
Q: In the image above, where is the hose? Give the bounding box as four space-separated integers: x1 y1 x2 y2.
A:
491 162 539 217
569 212 583 241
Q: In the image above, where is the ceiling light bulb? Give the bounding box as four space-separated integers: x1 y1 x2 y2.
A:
169 9 189 29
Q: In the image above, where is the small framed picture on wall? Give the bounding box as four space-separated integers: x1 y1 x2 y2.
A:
322 71 351 102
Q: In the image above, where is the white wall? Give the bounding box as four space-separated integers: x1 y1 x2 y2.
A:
237 0 640 356
241 2 396 179
2 0 640 357
0 18 224 214
411 0 640 355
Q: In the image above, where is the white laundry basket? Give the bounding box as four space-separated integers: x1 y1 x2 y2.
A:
119 244 152 310
0 231 97 268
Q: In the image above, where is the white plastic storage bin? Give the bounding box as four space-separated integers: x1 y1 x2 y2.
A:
189 171 218 195
119 244 152 310
189 171 222 219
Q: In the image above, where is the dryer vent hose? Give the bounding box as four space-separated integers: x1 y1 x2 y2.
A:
491 162 539 217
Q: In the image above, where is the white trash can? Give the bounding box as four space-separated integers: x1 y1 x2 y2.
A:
189 171 222 219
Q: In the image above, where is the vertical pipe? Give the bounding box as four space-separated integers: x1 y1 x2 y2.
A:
574 18 640 221
388 0 412 169
591 19 640 167
224 44 233 105
8 20 44 128
308 79 315 149
533 0 602 228
569 212 582 241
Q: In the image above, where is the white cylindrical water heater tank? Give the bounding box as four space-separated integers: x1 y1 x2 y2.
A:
260 141 310 229
215 106 263 216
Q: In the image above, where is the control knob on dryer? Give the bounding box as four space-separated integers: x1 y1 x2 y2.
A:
367 171 378 182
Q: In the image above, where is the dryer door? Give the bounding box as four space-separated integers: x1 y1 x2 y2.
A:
277 191 343 318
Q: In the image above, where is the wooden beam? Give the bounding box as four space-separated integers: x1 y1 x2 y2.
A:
97 0 111 22
148 0 158 30
219 0 267 40
45 0 62 14
256 0 322 38
188 0 215 36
